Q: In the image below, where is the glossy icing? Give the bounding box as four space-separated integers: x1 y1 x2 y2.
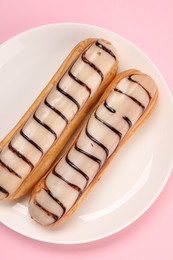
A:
29 72 157 226
0 39 117 199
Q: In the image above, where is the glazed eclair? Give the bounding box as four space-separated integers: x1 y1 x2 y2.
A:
29 69 158 227
0 38 118 200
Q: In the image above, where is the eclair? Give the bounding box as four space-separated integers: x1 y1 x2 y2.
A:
0 38 118 200
29 69 158 227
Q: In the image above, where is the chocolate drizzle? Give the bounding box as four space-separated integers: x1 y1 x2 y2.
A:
85 121 109 159
0 186 9 196
68 70 91 94
56 83 80 110
123 116 132 128
32 72 155 224
44 188 66 215
81 50 104 81
8 142 34 170
0 39 119 203
0 159 22 179
104 100 116 113
52 169 82 194
44 98 68 124
20 129 44 154
115 89 145 110
128 74 152 100
94 112 122 139
96 40 116 59
33 112 57 139
65 153 89 183
75 143 102 166
34 200 59 222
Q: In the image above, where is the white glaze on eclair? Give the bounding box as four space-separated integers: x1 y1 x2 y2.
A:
29 71 158 226
0 39 117 199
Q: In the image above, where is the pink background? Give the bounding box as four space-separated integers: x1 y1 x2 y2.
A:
0 0 173 259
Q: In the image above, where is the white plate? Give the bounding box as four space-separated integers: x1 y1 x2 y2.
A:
0 23 173 244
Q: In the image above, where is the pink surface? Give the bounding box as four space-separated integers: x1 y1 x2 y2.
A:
0 0 173 259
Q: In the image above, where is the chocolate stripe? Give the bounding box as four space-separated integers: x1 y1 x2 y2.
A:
65 153 89 183
85 122 109 158
75 144 102 166
34 200 59 222
95 41 116 59
94 112 122 139
115 89 145 110
0 159 22 179
20 130 44 154
44 98 68 124
8 142 34 169
68 70 91 94
44 188 66 216
128 74 152 100
123 116 132 128
81 51 104 81
52 169 82 194
33 113 57 139
104 100 116 113
0 186 9 196
56 83 80 110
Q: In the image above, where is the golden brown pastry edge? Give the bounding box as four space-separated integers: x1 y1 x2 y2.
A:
29 68 158 228
1 38 118 200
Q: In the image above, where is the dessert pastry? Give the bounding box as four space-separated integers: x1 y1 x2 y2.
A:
29 69 158 227
0 38 118 200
